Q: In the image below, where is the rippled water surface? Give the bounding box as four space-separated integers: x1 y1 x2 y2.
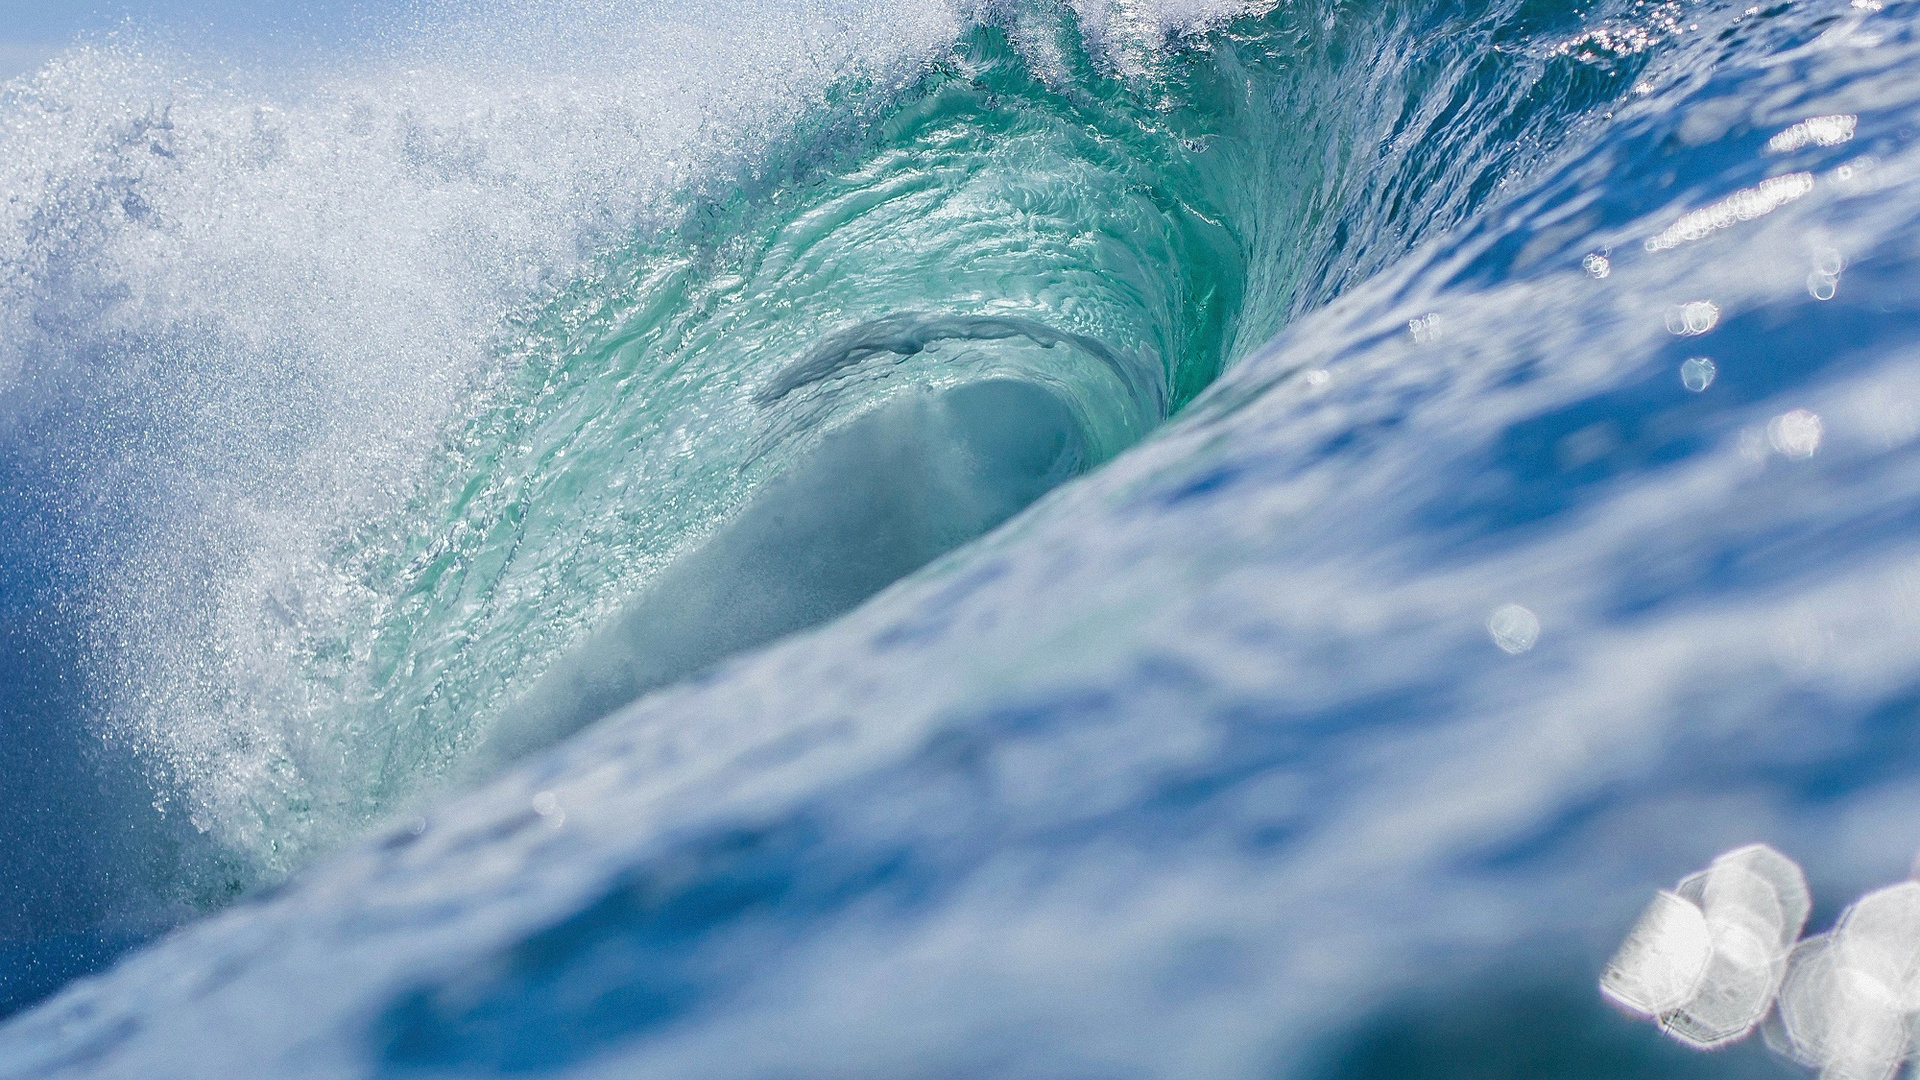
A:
2 0 1920 1074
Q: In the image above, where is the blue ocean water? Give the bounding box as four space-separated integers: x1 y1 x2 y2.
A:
2 0 1918 1074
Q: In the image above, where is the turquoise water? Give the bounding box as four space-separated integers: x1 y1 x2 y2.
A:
303 2 1622 846
2 0 1918 1073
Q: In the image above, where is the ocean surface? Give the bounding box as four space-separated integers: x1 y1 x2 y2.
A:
1 0 1918 1074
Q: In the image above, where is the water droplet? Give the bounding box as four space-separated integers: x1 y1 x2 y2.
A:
1767 115 1857 154
1605 846 1808 1051
1667 300 1721 336
1681 357 1717 392
1487 604 1540 654
1603 891 1713 1016
1768 409 1823 458
1773 883 1920 1076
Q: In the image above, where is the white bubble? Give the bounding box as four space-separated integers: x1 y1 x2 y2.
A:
1646 174 1815 251
1584 252 1612 278
1487 604 1541 654
1714 844 1812 946
1773 936 1888 1070
1666 300 1721 336
1771 884 1920 1080
1838 883 1920 1011
1603 891 1714 1016
1768 409 1824 458
531 790 564 827
1606 845 1808 1051
1834 157 1876 185
1681 357 1717 392
1767 115 1858 154
1663 915 1784 1047
1613 849 1920 1076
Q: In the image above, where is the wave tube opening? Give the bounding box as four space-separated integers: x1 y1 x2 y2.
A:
474 377 1089 769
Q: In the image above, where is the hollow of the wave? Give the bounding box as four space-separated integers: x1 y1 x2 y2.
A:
474 377 1086 768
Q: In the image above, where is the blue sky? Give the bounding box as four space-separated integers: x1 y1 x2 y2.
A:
0 0 380 78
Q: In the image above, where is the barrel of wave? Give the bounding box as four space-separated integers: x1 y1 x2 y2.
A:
470 376 1089 772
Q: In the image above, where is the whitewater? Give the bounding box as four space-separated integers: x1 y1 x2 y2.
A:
2 0 1919 1074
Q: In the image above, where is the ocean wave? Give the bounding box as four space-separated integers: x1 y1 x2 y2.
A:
3 0 1919 1073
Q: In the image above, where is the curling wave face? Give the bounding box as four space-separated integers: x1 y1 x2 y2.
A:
6 0 1920 1073
0 0 1615 910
